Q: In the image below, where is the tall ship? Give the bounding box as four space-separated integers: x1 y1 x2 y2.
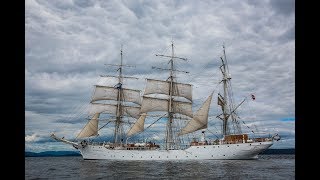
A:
51 43 280 160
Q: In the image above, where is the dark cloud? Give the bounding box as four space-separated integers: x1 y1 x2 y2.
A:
279 25 295 43
73 0 95 8
269 0 295 15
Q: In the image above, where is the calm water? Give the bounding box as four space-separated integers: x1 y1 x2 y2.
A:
25 155 294 179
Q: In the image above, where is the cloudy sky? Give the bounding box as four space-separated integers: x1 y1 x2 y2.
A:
25 0 294 152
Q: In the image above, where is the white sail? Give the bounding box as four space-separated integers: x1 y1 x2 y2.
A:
126 113 147 137
88 103 117 115
77 113 100 138
89 103 140 118
140 97 193 118
144 79 192 101
91 85 141 105
91 85 118 102
178 93 213 136
122 88 141 105
123 106 141 119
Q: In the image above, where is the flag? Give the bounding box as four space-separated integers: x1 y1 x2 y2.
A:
251 94 255 100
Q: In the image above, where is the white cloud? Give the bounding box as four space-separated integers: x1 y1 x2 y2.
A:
25 133 40 142
26 0 295 151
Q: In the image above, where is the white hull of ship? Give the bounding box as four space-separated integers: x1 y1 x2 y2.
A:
78 141 273 160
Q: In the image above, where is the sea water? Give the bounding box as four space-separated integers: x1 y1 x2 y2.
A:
25 154 294 179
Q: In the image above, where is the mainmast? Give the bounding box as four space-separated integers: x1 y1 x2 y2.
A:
152 41 188 150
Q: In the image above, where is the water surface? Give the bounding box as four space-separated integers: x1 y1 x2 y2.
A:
25 155 294 179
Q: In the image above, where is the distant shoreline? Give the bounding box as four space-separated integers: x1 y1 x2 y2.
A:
25 148 295 157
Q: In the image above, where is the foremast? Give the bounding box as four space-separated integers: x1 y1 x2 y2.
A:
77 46 142 145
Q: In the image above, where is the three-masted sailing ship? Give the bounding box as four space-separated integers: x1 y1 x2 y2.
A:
51 43 279 160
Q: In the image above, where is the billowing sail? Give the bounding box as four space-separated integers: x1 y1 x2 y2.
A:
77 113 100 138
91 85 118 102
88 103 117 115
89 103 140 118
91 85 141 105
178 93 213 136
144 79 192 101
140 97 193 118
123 106 141 119
126 113 147 137
122 88 141 105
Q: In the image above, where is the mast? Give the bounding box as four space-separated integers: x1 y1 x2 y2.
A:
83 45 141 144
221 45 229 136
167 42 174 150
114 45 124 144
218 45 242 136
151 41 192 150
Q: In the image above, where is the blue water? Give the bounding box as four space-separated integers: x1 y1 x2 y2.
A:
25 155 294 179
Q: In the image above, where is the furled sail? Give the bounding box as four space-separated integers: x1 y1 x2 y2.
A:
217 93 225 107
126 113 147 137
178 93 213 136
140 97 193 118
77 113 100 138
144 79 192 101
91 85 141 105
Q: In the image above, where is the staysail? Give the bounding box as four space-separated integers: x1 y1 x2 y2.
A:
77 113 100 138
178 93 213 136
126 113 147 137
